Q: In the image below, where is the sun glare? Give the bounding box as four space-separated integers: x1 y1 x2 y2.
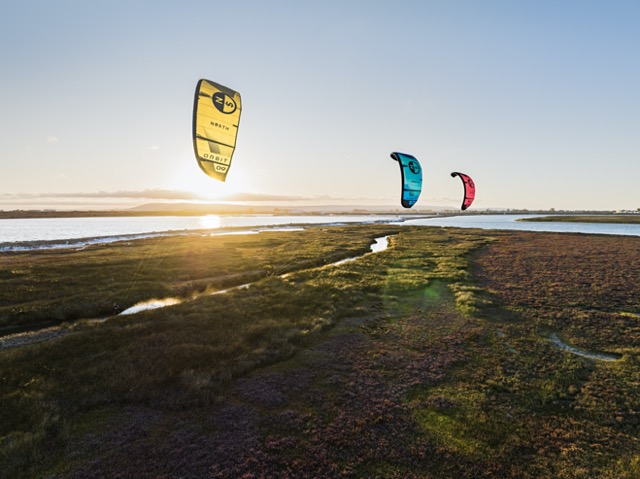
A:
199 215 222 229
170 160 249 201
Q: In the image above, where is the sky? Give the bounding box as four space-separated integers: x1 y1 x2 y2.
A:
1 0 639 211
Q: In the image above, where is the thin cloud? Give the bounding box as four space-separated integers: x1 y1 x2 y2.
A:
46 189 207 200
427 196 459 204
220 192 309 202
47 136 59 143
0 190 199 201
0 190 312 202
0 190 396 204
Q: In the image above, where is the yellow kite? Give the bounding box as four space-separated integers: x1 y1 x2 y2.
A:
192 79 242 182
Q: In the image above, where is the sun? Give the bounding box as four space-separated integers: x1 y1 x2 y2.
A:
184 172 234 201
169 160 252 202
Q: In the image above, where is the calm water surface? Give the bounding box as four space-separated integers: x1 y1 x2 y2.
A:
1 214 639 251
0 215 407 250
401 214 640 236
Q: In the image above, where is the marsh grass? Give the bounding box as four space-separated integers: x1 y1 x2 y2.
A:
1 226 639 478
0 226 399 473
460 231 640 477
0 227 394 333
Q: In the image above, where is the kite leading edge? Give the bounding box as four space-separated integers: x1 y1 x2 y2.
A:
450 171 476 210
391 152 422 208
192 79 242 182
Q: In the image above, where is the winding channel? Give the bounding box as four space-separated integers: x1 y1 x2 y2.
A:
0 236 391 349
120 236 390 314
548 333 621 362
0 233 625 363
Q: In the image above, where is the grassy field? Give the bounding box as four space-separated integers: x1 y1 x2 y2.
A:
0 226 398 334
0 226 639 478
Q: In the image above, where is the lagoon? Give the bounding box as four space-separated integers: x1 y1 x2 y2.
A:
0 214 407 250
1 214 640 251
401 214 640 236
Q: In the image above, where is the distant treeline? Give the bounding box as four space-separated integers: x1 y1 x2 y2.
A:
1 208 638 220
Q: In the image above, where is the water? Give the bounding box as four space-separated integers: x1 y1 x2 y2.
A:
401 214 640 236
549 333 620 362
118 236 392 315
119 298 182 316
330 235 389 266
1 214 640 251
369 235 389 253
0 214 408 251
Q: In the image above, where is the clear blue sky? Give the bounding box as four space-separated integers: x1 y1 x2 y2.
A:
1 0 638 210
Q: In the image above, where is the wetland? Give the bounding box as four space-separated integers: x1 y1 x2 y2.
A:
1 225 638 478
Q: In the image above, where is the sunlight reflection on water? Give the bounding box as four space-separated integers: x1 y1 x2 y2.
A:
370 235 389 253
549 333 620 361
119 298 182 315
199 215 221 230
119 236 392 316
330 235 389 266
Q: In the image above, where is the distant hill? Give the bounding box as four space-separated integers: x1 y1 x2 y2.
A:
127 202 455 215
128 203 273 214
1 203 548 219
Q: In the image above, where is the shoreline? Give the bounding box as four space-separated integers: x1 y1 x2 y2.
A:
519 214 640 224
2 213 640 251
2 208 636 221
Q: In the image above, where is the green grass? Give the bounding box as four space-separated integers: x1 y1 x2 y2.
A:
0 226 397 333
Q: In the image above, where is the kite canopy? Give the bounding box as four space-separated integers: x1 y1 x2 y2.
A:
390 152 422 208
192 79 242 182
450 172 476 210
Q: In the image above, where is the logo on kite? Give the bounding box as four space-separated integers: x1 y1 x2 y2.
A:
212 92 237 114
390 152 422 209
450 172 476 211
